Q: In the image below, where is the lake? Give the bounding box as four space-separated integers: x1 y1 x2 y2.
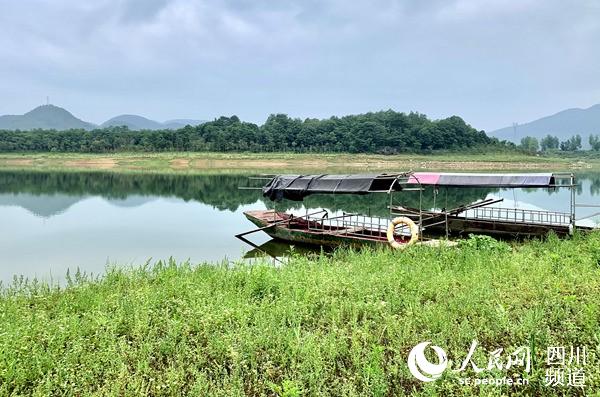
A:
1 170 599 283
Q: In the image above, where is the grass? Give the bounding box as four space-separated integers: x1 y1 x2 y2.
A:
2 233 600 396
0 151 598 174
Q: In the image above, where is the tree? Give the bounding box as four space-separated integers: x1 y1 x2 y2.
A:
519 136 539 153
540 135 559 152
560 135 582 151
589 134 600 151
0 110 511 154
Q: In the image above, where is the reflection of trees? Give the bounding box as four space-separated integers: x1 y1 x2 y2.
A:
522 172 600 196
1 170 596 216
578 172 600 196
0 171 260 212
262 187 496 216
547 171 600 196
522 187 558 196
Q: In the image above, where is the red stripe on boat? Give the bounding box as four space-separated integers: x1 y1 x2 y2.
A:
408 172 440 185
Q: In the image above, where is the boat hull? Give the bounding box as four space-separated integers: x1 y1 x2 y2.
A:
243 210 390 248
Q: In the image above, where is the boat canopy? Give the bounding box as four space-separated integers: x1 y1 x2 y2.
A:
262 172 559 201
262 173 405 201
407 172 556 187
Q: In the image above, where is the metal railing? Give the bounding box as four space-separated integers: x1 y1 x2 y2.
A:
303 212 410 237
461 206 571 226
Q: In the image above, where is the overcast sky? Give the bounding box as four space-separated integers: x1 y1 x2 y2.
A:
1 0 599 131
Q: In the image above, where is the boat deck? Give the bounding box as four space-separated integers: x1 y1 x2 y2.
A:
244 209 289 223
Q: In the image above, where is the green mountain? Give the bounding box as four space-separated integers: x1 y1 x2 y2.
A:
0 106 206 131
491 104 600 143
101 114 164 130
102 115 206 130
0 105 96 131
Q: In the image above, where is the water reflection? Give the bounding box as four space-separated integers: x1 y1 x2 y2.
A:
0 170 506 217
0 170 598 283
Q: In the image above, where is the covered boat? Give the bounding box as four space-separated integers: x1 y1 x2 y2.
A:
394 172 590 238
238 173 424 253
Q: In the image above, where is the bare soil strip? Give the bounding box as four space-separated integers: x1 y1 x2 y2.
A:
0 155 594 172
63 159 117 169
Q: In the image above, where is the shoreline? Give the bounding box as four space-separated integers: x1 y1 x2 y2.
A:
0 152 597 173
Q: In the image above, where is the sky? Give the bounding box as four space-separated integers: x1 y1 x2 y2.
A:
1 0 599 131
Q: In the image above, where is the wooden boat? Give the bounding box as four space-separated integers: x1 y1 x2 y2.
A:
242 209 414 248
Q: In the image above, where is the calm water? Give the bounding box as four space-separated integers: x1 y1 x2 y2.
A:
1 170 599 283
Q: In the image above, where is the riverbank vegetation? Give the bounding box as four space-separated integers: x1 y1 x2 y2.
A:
520 134 586 153
0 111 499 153
1 233 600 395
1 151 598 175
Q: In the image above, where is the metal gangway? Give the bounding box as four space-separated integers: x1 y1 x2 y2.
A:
461 206 572 226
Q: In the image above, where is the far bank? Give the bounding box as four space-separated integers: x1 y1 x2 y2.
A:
0 152 597 174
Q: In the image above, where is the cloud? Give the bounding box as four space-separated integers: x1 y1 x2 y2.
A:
0 0 598 130
435 0 538 20
118 0 171 22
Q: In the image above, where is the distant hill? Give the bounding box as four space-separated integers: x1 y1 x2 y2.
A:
0 105 96 131
0 105 206 131
102 115 206 130
0 193 85 218
0 193 156 218
101 115 165 130
491 104 600 143
163 119 206 129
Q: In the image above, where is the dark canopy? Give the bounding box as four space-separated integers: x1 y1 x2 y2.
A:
261 172 561 201
262 173 404 201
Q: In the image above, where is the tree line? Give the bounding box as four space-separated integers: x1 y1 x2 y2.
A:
0 110 502 153
519 134 600 153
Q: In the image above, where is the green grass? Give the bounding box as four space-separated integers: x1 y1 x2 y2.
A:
2 233 600 396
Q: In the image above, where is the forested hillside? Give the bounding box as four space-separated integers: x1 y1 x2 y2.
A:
0 105 95 131
0 110 498 153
